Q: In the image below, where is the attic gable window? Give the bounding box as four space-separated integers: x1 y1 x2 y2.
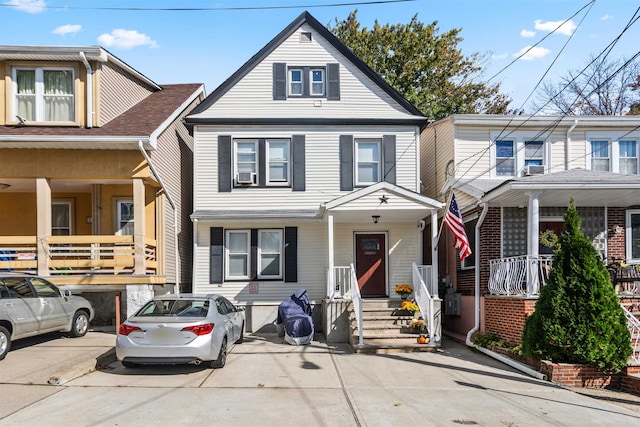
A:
13 67 75 123
273 63 339 100
300 32 312 42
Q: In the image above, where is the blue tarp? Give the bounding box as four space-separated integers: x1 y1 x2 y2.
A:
277 289 314 345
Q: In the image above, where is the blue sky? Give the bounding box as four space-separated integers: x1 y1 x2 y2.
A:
1 0 638 113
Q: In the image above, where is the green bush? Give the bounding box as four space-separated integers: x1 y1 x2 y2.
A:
522 200 632 372
472 332 503 348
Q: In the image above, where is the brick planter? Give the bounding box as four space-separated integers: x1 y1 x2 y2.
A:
540 360 622 388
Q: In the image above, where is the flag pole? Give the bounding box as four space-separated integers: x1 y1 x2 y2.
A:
435 190 454 247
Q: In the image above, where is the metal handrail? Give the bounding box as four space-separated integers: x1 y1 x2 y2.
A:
412 262 440 344
621 304 640 365
343 263 364 347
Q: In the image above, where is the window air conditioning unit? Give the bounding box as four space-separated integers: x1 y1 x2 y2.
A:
523 165 545 176
236 172 255 184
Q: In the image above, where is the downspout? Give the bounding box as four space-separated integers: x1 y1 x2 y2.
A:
565 119 578 170
465 202 546 380
138 140 180 296
79 51 93 129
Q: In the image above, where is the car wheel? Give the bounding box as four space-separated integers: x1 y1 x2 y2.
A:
211 337 227 369
70 311 89 338
0 326 10 361
121 361 138 369
235 323 244 344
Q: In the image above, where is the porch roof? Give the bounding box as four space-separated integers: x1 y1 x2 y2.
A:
321 182 443 223
478 169 640 207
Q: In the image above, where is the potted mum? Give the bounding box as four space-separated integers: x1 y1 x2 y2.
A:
394 283 413 300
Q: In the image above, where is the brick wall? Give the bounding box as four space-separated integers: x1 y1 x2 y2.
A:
607 208 626 262
484 296 537 346
540 361 622 388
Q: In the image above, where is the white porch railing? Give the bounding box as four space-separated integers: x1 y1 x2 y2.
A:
622 304 640 365
413 263 441 344
344 264 364 347
488 255 553 296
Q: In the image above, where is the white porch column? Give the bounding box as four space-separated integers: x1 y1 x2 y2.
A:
431 209 438 296
527 191 540 294
133 178 146 275
327 213 335 298
36 177 51 276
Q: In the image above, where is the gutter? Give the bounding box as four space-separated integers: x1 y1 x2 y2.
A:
138 140 180 296
565 119 578 170
79 51 93 129
464 202 547 381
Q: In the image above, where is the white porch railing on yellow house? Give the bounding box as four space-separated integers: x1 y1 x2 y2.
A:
0 235 157 277
488 255 554 296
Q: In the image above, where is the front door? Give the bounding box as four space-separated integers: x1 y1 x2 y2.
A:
355 233 387 297
539 221 564 254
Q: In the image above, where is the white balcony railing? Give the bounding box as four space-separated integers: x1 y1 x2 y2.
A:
488 255 553 296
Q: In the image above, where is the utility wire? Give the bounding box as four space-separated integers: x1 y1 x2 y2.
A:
0 0 415 12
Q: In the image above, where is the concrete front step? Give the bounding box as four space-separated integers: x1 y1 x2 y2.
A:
351 339 437 354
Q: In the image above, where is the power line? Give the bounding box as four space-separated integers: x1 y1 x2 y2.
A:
0 0 415 12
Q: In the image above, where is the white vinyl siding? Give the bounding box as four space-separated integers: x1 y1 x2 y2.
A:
188 24 418 121
194 127 419 211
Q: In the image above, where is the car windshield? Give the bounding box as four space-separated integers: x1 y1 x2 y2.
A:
137 299 209 317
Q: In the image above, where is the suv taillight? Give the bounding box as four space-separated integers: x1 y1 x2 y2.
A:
119 324 142 336
182 323 214 336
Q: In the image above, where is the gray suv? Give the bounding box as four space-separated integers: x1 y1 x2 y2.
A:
0 274 94 360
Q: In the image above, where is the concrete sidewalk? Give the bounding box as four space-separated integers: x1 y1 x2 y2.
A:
2 331 640 426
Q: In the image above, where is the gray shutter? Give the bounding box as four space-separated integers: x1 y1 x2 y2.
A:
382 135 396 184
284 227 297 282
273 63 286 100
250 229 258 280
218 135 232 192
258 139 266 188
339 135 354 191
210 227 223 284
327 63 340 100
292 135 305 191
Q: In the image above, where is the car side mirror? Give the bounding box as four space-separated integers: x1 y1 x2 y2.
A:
63 289 72 297
236 306 245 312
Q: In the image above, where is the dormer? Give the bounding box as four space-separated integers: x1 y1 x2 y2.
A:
0 45 160 128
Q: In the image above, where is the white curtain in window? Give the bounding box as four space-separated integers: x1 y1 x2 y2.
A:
44 70 73 121
16 70 35 120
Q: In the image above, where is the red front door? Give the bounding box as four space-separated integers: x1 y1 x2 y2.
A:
355 233 387 296
539 221 564 254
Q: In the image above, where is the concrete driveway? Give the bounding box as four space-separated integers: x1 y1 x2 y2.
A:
1 331 640 426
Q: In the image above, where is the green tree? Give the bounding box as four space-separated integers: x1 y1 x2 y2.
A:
328 11 511 120
522 200 632 372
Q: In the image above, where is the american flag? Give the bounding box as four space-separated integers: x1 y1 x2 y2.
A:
444 193 471 261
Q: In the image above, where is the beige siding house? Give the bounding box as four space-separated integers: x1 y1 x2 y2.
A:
0 45 205 323
186 12 443 343
421 114 640 351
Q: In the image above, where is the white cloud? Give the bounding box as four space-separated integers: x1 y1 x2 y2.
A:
52 24 82 36
534 19 577 36
514 46 551 61
97 29 158 49
520 29 536 38
601 14 613 21
493 53 508 60
5 0 46 14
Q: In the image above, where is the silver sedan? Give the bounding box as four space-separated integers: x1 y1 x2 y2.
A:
116 294 245 369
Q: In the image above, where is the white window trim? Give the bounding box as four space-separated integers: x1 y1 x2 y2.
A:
626 209 640 262
52 200 74 236
490 131 550 178
225 230 251 280
266 139 290 186
114 198 133 236
310 68 325 96
234 139 258 186
586 132 640 174
355 138 381 186
12 66 75 123
257 229 283 279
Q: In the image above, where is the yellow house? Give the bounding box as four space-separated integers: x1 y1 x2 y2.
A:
0 46 204 323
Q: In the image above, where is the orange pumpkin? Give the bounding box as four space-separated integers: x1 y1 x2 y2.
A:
417 335 427 344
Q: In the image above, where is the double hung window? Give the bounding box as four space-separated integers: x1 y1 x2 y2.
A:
310 69 325 95
267 140 290 184
14 67 74 122
495 140 515 176
224 229 283 280
524 141 544 166
356 139 381 185
590 140 610 172
234 139 291 186
619 140 638 175
289 69 303 96
116 200 134 236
